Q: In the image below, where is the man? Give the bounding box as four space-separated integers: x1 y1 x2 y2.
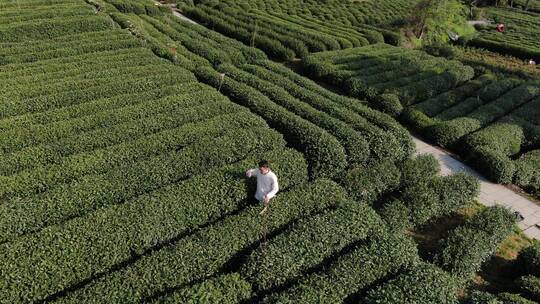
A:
245 160 279 215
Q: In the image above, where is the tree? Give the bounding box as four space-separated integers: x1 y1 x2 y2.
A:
406 0 475 45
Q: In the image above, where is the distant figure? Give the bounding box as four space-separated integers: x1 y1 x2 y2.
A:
496 23 505 33
246 160 279 215
529 59 537 66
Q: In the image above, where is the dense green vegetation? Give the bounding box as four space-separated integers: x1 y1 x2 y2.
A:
0 0 536 302
178 0 415 27
453 46 540 79
301 43 475 105
176 0 413 58
404 78 540 197
301 43 540 198
514 0 540 12
471 7 540 62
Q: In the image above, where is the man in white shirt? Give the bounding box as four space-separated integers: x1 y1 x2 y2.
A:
245 160 279 215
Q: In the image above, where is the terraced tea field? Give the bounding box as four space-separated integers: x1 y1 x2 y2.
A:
1 0 539 303
471 7 540 63
301 44 540 199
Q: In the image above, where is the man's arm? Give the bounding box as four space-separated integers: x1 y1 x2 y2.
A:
245 168 257 178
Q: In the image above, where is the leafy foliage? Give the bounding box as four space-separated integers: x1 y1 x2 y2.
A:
364 262 459 304
156 273 252 304
435 206 516 281
265 232 420 303
405 0 475 45
240 199 384 291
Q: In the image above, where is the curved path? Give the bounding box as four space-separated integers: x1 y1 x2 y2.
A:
414 136 540 239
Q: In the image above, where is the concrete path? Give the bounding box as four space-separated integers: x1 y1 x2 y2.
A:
172 10 198 25
154 0 199 25
467 20 492 26
414 136 540 239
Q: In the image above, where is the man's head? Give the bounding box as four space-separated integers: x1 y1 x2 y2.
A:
258 160 270 175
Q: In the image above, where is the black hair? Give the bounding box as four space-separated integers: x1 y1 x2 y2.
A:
258 160 269 168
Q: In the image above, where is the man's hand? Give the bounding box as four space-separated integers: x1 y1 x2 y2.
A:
245 170 252 178
263 195 270 204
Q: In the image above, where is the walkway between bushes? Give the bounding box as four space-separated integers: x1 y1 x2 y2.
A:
414 136 540 240
156 1 199 25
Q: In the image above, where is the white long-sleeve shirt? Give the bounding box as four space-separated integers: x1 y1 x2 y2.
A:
246 168 279 201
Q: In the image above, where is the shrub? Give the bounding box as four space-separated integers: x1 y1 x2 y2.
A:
403 173 479 227
519 275 540 302
400 108 437 131
0 32 145 65
358 28 385 44
429 81 540 147
468 291 503 304
156 274 252 304
0 85 212 175
56 180 352 302
467 146 516 184
0 126 285 244
346 77 380 99
0 148 307 303
477 78 522 102
218 63 370 166
140 14 267 66
370 93 403 117
0 15 115 43
0 67 196 119
364 262 459 304
240 199 384 291
515 150 540 197
265 232 419 303
423 42 456 59
254 59 413 163
107 0 166 16
464 123 524 157
400 154 440 187
516 241 540 277
403 181 440 226
411 74 494 118
428 118 481 148
380 200 413 232
341 161 401 203
183 6 296 60
195 65 347 179
434 96 485 121
498 292 537 304
0 93 250 196
435 206 516 281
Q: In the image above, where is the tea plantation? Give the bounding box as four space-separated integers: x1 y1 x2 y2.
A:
471 7 540 62
0 0 539 303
